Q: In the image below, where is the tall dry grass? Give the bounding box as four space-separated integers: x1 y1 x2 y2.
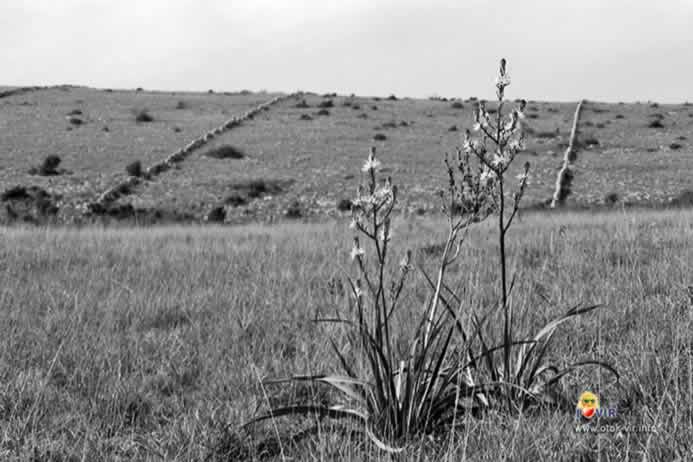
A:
0 210 690 459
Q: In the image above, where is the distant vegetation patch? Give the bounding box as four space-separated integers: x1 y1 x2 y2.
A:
29 155 64 176
228 179 288 200
135 109 154 123
0 185 60 224
373 133 387 141
336 198 352 212
125 160 144 177
204 145 245 160
671 189 693 207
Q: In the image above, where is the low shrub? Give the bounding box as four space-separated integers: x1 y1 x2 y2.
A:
316 109 330 116
284 201 303 218
204 145 245 159
604 192 620 205
205 206 226 223
300 114 313 121
373 133 387 141
135 110 154 123
29 155 62 176
125 160 143 177
336 198 352 212
224 194 247 207
318 100 334 109
451 101 464 109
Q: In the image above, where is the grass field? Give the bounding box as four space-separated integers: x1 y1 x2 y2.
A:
0 84 692 460
1 88 691 225
0 208 690 460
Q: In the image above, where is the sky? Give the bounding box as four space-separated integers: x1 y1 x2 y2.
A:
2 0 692 102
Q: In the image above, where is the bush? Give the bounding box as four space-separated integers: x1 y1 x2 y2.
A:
295 99 310 108
581 136 599 147
125 160 143 177
351 104 361 110
648 119 664 128
535 130 558 139
229 179 284 199
669 142 683 150
386 94 398 101
300 114 313 121
135 110 154 123
68 116 84 126
336 198 352 212
448 125 458 131
175 101 187 110
316 109 330 116
604 192 619 205
284 201 303 218
451 101 464 109
224 194 247 207
671 189 693 207
371 105 378 111
204 145 245 159
318 100 334 108
357 113 368 119
37 155 62 175
67 109 82 116
615 114 625 119
205 206 226 223
373 133 387 141
173 126 182 133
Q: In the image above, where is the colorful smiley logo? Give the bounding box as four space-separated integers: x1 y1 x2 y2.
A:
576 391 600 419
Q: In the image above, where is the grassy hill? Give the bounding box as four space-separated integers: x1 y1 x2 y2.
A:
1 87 691 225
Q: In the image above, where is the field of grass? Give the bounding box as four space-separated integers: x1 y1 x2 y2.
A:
0 208 690 460
1 87 691 225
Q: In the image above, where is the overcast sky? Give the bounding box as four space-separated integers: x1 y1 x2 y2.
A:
2 0 691 102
